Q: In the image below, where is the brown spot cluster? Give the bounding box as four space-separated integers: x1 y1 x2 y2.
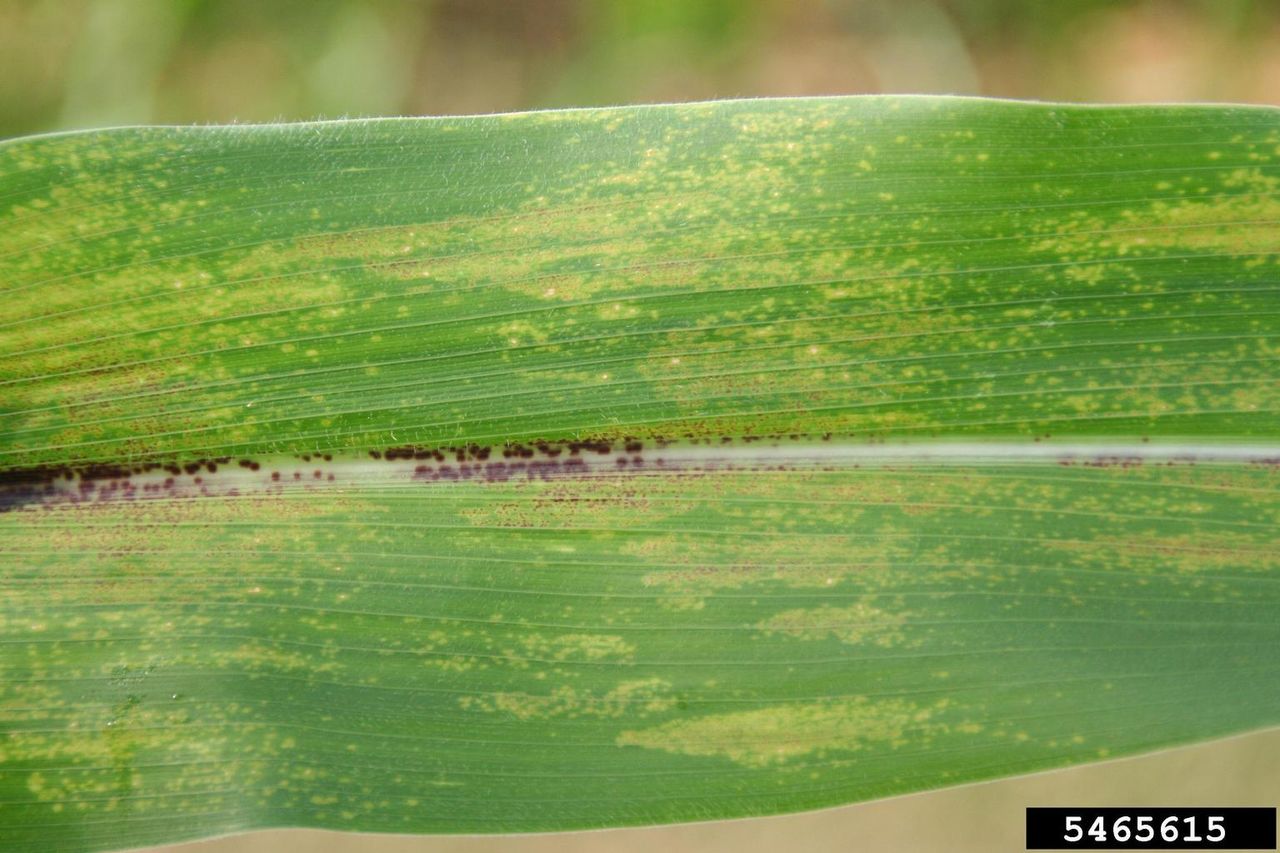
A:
413 455 592 483
386 438 646 482
0 458 236 512
0 438 666 511
1053 456 1201 468
374 438 637 464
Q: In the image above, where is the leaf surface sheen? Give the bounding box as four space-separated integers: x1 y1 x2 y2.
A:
0 97 1277 853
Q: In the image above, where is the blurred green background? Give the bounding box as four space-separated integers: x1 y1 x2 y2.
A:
3 0 1280 140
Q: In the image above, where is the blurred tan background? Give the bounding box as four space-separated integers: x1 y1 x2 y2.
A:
3 1 1276 850
2 0 1280 140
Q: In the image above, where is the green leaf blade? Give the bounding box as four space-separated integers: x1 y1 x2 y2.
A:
1 97 1277 853
3 460 1278 851
3 98 1279 464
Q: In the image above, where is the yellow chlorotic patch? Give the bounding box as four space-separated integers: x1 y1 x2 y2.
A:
617 696 942 767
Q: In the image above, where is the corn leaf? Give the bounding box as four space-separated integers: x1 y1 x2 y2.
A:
1 97 1278 853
